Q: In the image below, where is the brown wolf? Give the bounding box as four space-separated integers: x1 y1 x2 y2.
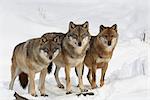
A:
84 24 118 89
9 36 61 96
47 21 91 94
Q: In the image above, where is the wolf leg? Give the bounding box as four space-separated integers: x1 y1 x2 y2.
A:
65 64 72 94
54 66 64 89
100 63 108 87
9 63 20 90
39 68 48 97
87 69 92 86
28 70 36 97
75 65 84 77
76 63 88 92
75 65 84 87
91 65 97 89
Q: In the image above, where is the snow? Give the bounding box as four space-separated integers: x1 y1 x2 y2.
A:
0 0 150 100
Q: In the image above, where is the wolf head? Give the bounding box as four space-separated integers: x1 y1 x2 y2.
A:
39 36 61 61
97 24 118 48
66 21 91 48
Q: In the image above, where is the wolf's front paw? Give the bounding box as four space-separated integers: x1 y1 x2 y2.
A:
100 80 104 87
91 83 97 89
66 91 72 95
81 89 88 92
58 84 64 89
31 93 38 97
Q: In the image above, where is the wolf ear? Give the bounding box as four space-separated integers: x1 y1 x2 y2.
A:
41 37 47 43
69 21 76 29
111 24 117 31
40 37 47 45
53 36 61 44
100 25 106 32
83 21 89 29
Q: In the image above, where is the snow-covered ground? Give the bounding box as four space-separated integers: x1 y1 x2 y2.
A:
0 0 150 100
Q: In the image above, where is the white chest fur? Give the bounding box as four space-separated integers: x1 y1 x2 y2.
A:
39 50 51 63
100 37 117 52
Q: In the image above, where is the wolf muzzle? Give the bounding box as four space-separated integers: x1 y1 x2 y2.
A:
49 56 52 60
108 41 111 46
78 41 82 47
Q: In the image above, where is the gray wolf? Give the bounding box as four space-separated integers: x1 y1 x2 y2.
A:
9 36 61 96
47 21 91 94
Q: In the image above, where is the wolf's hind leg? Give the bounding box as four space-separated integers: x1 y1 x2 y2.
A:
87 69 92 86
9 63 20 90
54 66 64 89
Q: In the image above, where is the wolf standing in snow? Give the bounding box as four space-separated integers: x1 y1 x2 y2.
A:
9 36 61 96
47 21 91 94
84 24 118 89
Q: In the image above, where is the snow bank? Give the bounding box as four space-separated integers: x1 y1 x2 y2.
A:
106 39 149 80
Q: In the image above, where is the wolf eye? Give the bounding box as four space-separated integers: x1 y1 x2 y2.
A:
104 35 108 38
72 34 77 38
53 48 57 52
111 35 113 37
43 48 49 52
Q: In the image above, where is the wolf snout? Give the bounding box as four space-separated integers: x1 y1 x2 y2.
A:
78 41 82 47
108 41 111 46
49 56 52 60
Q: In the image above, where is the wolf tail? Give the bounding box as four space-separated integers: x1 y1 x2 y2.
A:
47 62 53 74
19 72 28 89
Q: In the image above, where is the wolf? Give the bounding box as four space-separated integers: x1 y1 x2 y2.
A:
84 24 118 89
47 21 91 94
9 36 61 96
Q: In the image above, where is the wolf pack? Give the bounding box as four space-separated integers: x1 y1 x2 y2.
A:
9 21 118 97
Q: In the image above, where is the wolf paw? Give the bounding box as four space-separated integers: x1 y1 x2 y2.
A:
100 80 104 87
81 89 88 92
100 83 104 87
58 84 64 89
31 94 38 97
91 84 97 89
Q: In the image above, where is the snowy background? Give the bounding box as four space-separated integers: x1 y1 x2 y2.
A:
0 0 150 100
